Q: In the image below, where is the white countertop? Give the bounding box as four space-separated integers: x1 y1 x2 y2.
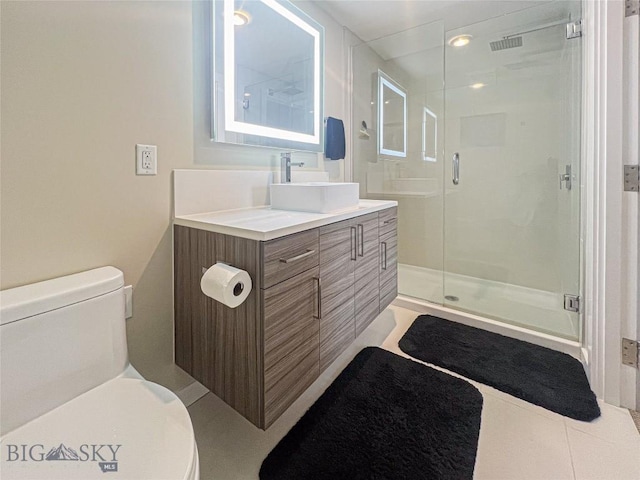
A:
173 199 398 241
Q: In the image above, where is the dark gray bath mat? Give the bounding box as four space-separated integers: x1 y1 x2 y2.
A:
399 315 600 421
260 347 483 480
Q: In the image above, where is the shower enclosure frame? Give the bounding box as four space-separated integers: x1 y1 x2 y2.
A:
346 0 635 408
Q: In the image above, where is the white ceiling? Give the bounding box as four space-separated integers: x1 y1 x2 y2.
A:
314 0 556 42
314 0 580 85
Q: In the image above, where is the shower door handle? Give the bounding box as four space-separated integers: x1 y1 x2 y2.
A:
452 153 460 185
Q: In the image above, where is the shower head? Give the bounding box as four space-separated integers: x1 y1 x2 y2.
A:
489 36 523 51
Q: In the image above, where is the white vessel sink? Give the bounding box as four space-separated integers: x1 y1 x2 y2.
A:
270 182 360 213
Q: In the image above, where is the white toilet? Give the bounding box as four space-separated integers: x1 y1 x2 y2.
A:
0 267 199 480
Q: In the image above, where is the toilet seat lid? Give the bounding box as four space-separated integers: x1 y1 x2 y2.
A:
1 378 197 480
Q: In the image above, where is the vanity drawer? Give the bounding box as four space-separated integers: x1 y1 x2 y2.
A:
378 207 398 237
262 229 319 288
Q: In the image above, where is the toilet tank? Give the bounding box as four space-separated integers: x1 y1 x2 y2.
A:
0 267 128 435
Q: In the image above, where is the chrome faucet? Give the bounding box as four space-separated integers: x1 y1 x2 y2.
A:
280 152 304 183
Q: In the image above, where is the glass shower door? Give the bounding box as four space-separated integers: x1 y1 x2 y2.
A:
443 2 582 340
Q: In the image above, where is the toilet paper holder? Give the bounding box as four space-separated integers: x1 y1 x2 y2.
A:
201 262 233 275
200 262 252 308
202 265 246 296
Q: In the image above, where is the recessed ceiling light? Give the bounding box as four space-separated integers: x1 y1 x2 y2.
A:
470 82 486 89
234 10 250 26
448 34 472 47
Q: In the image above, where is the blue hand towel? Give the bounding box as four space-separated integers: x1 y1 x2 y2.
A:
325 117 346 160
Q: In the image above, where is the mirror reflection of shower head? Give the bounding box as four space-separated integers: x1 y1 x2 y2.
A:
489 36 523 51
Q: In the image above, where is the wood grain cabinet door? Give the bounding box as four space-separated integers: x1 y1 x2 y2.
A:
263 266 320 427
318 219 356 372
354 213 380 336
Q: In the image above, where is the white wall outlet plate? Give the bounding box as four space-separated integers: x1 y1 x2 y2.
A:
136 144 157 175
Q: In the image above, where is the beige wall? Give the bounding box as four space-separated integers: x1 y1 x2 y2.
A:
1 0 196 390
1 0 348 392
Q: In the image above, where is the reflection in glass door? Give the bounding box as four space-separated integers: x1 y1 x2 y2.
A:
443 2 582 339
350 20 446 308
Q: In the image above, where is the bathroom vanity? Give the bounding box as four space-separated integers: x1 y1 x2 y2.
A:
174 201 397 429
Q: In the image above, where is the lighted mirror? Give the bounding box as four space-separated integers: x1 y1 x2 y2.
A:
422 106 437 162
212 0 324 151
377 71 407 157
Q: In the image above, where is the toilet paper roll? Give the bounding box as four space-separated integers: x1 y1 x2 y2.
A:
200 263 252 308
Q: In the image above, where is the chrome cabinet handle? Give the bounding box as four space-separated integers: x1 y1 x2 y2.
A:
452 152 460 185
313 276 322 319
279 249 315 263
357 224 364 257
385 242 388 270
381 242 388 270
350 226 357 261
383 218 396 225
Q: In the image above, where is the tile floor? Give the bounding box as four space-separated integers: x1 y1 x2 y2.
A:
188 305 640 479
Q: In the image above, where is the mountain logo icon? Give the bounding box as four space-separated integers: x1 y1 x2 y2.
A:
45 443 80 461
